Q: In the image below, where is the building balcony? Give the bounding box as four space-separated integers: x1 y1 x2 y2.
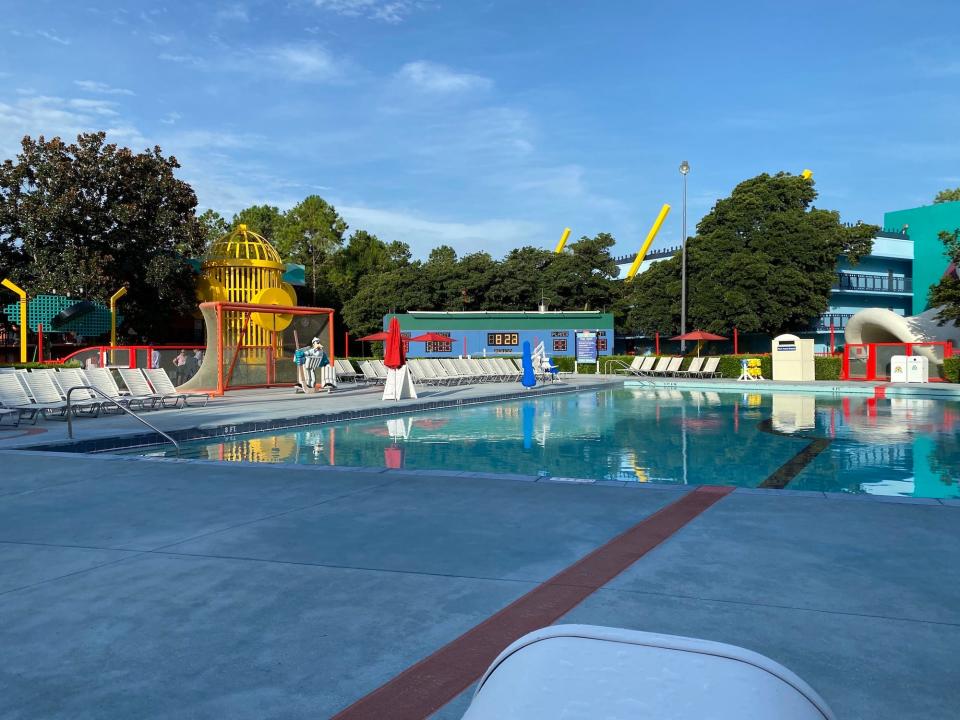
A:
813 313 854 332
832 272 911 294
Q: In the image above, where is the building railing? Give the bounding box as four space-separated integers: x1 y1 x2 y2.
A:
832 272 911 293
815 313 854 331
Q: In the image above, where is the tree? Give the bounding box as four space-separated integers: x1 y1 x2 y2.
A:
231 204 286 243
542 232 620 311
197 208 229 248
0 132 204 339
276 195 347 303
486 246 554 309
621 172 877 337
327 229 411 306
341 263 433 336
928 229 960 325
934 187 960 204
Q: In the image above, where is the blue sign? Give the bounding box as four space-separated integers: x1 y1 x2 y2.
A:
576 332 597 363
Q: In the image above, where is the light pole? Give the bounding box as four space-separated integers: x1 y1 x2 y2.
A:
679 160 690 352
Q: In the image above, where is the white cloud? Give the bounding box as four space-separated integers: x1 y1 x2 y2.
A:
312 0 425 24
216 3 250 22
265 44 344 81
74 80 135 96
150 33 174 45
37 30 71 45
160 43 350 83
337 204 544 258
160 111 182 125
159 53 204 66
396 61 492 94
0 94 141 159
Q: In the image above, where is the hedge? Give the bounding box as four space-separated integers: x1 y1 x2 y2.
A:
559 354 847 380
0 361 81 369
944 357 960 383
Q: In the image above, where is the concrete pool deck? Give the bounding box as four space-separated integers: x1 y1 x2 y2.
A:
1 378 958 719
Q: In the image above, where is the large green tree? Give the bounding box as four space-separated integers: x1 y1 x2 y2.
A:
928 229 960 325
0 132 204 339
231 204 286 243
934 187 960 204
621 172 877 336
327 229 410 306
276 195 347 303
197 208 229 248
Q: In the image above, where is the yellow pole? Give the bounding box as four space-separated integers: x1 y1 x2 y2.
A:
554 227 571 253
110 287 128 348
1 278 27 363
625 204 671 281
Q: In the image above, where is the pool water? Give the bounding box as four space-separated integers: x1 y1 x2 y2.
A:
134 389 960 499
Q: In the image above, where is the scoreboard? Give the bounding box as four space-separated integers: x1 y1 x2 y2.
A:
486 332 519 346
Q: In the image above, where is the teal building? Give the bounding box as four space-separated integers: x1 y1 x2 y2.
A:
883 201 960 315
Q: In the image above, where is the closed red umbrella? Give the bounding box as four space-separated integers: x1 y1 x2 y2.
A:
383 316 406 369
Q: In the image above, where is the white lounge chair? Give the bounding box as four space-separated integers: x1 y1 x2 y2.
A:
0 407 19 426
646 356 673 376
697 356 721 378
0 372 64 423
462 625 835 720
144 368 208 407
663 356 683 376
674 356 705 377
335 358 358 383
54 368 109 415
358 360 383 384
25 369 101 417
83 367 154 410
118 369 167 409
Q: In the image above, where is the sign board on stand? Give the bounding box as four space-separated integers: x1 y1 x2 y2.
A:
575 331 597 374
382 365 417 401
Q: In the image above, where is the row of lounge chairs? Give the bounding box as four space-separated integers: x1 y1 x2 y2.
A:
0 367 209 425
614 355 721 378
335 357 529 386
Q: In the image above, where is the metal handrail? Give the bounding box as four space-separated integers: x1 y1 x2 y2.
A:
66 385 180 456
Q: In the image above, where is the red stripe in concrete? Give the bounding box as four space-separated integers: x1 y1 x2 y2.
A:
332 485 734 720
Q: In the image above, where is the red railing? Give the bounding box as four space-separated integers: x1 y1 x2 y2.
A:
45 344 204 369
841 341 953 382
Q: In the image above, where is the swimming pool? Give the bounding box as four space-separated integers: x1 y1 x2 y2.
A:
131 388 960 499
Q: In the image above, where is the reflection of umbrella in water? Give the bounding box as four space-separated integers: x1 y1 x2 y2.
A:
416 418 450 429
522 403 535 449
670 329 727 357
384 445 404 469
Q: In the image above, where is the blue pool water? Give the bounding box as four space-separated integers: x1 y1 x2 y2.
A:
135 389 960 498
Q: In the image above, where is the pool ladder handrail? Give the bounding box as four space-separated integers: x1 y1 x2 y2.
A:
66 385 181 457
603 358 655 385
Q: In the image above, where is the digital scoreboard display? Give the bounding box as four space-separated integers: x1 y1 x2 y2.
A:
487 332 519 346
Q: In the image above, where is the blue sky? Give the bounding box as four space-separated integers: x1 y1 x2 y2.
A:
2 0 959 260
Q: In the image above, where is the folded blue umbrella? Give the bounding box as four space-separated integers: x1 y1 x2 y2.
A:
521 341 536 388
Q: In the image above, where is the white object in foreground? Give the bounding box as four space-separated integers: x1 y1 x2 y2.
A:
461 625 835 720
382 365 417 401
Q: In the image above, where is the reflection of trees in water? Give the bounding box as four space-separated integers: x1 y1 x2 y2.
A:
929 433 960 489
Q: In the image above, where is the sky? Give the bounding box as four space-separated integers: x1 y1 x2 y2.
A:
1 0 959 261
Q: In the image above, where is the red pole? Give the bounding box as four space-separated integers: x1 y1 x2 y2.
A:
463 336 467 357
344 331 349 358
830 321 835 355
655 332 660 355
733 327 738 355
38 323 43 362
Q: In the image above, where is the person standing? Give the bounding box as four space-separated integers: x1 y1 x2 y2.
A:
173 349 188 385
150 346 161 370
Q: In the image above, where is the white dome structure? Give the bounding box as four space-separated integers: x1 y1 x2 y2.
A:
844 307 960 346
